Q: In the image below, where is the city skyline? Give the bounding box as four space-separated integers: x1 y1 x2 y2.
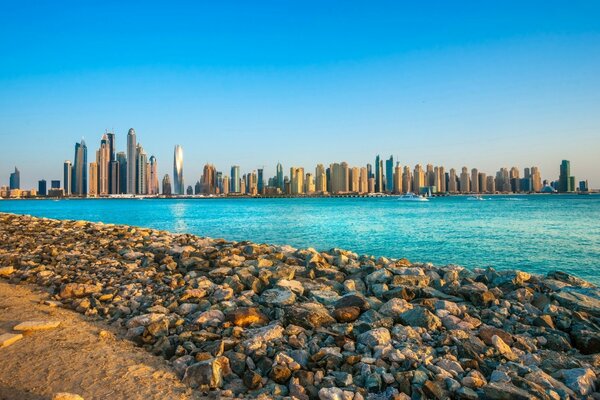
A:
1 3 600 188
1 128 592 198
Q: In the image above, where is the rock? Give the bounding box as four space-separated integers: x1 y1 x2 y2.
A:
532 315 554 330
52 394 84 400
423 380 450 399
556 368 596 396
0 266 15 276
456 387 478 400
286 302 335 329
182 358 226 391
479 325 513 346
333 306 360 323
260 287 296 306
225 307 269 327
195 310 225 326
378 298 413 319
334 294 370 311
462 370 487 388
13 320 61 331
483 382 536 400
275 279 305 295
0 332 23 347
492 335 518 361
318 387 345 400
59 283 102 299
243 324 284 351
243 370 262 389
398 307 441 330
357 327 391 347
553 288 600 317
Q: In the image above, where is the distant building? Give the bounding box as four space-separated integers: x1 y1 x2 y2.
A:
257 168 264 194
276 163 284 192
579 180 589 192
230 165 240 193
162 174 172 195
50 180 60 189
38 179 47 196
127 128 137 194
72 140 87 196
385 156 394 193
375 155 383 193
9 167 20 190
186 185 193 195
559 160 574 192
149 156 159 195
136 145 148 195
89 162 98 197
63 161 72 196
117 152 127 194
173 145 184 195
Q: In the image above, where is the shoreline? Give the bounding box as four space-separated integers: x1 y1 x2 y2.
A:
1 213 599 398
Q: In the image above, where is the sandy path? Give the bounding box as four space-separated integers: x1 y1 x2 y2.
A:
0 281 203 400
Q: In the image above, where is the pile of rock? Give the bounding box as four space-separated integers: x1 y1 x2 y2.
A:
1 213 599 399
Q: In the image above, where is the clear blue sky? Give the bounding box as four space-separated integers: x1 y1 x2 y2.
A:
1 1 599 189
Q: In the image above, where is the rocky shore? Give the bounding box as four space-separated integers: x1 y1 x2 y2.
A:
1 213 600 399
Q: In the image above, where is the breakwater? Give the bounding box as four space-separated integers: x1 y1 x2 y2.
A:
1 213 599 399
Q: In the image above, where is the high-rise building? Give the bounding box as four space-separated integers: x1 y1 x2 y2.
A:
290 167 304 194
471 168 479 193
350 167 360 192
438 166 446 193
359 166 368 194
459 167 470 193
222 176 230 195
51 180 60 189
531 167 542 192
276 163 284 192
559 160 574 192
89 162 98 197
486 176 496 193
315 164 327 193
73 139 87 196
413 164 425 194
136 145 148 195
230 165 240 193
38 180 47 196
194 181 201 195
426 164 435 188
97 134 110 195
375 155 383 193
173 145 184 195
385 156 394 193
201 164 217 194
510 167 520 193
186 186 193 195
305 173 315 194
117 152 127 194
162 174 172 195
394 163 402 194
478 173 487 194
9 167 20 190
63 161 72 196
149 156 159 195
257 168 264 194
402 166 412 194
448 168 458 193
127 128 136 194
109 161 119 194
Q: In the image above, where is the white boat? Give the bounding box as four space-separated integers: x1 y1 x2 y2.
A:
398 192 429 202
467 195 485 201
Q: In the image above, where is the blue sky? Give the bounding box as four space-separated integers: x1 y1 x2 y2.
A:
1 1 599 189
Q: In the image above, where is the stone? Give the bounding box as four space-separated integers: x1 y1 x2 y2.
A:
553 288 600 317
422 380 450 400
13 320 61 331
318 387 345 400
260 287 296 306
269 364 292 383
59 283 102 299
243 370 262 389
398 307 442 330
275 279 305 295
286 302 335 329
195 310 225 326
462 370 487 388
556 368 596 396
532 315 554 330
52 394 84 400
456 387 478 400
0 266 15 276
479 325 513 346
243 324 284 351
0 333 23 347
334 294 370 311
483 382 536 400
333 306 360 323
225 307 269 327
357 327 391 347
182 358 226 391
492 335 518 361
378 298 413 319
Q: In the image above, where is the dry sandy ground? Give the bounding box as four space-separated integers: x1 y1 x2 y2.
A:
0 281 203 400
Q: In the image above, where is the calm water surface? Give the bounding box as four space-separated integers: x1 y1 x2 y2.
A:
1 195 599 283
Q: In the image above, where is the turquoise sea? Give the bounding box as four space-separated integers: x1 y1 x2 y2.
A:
1 195 599 284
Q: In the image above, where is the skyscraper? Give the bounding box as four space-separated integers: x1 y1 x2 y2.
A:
9 167 20 190
375 155 383 193
89 162 98 197
117 152 127 194
230 165 240 193
257 168 264 194
173 145 184 195
149 156 159 195
413 164 425 194
73 139 87 196
471 168 479 193
127 128 137 194
359 166 368 194
559 160 574 192
460 167 470 193
448 168 458 193
394 163 402 194
201 164 216 194
109 161 120 194
315 164 327 193
97 134 110 195
276 163 284 192
63 161 72 196
162 174 172 195
136 145 148 195
38 179 47 196
290 167 304 194
385 156 394 193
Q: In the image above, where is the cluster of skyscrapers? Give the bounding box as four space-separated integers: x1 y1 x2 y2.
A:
1 128 591 198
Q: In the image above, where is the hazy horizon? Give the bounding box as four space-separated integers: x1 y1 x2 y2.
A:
1 1 599 189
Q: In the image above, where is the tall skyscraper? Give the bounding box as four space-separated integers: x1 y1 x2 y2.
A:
315 164 327 193
531 167 542 192
222 176 230 195
127 128 137 194
136 145 148 195
89 162 98 197
63 161 72 196
149 156 159 195
173 145 184 195
97 134 110 195
413 164 425 194
375 155 383 193
201 164 216 194
106 132 116 161
460 167 470 193
117 152 127 194
471 168 479 193
559 160 574 192
290 167 304 194
257 168 264 194
73 139 87 196
230 165 240 193
394 163 402 194
275 163 284 192
385 156 394 193
9 167 20 190
402 166 412 193
38 179 47 196
448 168 458 193
162 174 172 195
109 161 120 194
359 166 368 193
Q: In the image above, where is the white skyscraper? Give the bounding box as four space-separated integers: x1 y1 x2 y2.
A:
173 145 184 195
127 128 137 194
